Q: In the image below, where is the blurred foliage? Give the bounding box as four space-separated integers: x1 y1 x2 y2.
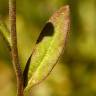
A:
0 0 96 96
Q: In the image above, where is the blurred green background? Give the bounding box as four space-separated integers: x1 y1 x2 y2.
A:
0 0 96 96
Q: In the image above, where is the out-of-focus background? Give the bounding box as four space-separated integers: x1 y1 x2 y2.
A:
0 0 96 96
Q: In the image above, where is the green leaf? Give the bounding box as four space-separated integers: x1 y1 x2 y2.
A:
24 5 70 93
0 18 11 50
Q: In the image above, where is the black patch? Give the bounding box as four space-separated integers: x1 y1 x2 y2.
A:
23 54 32 88
36 22 54 44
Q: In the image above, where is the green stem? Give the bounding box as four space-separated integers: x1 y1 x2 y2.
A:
9 0 24 96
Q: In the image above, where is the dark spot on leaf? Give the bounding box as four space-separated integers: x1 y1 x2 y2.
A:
36 22 54 44
23 54 32 88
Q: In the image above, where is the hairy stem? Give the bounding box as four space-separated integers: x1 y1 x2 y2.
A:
9 0 24 96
